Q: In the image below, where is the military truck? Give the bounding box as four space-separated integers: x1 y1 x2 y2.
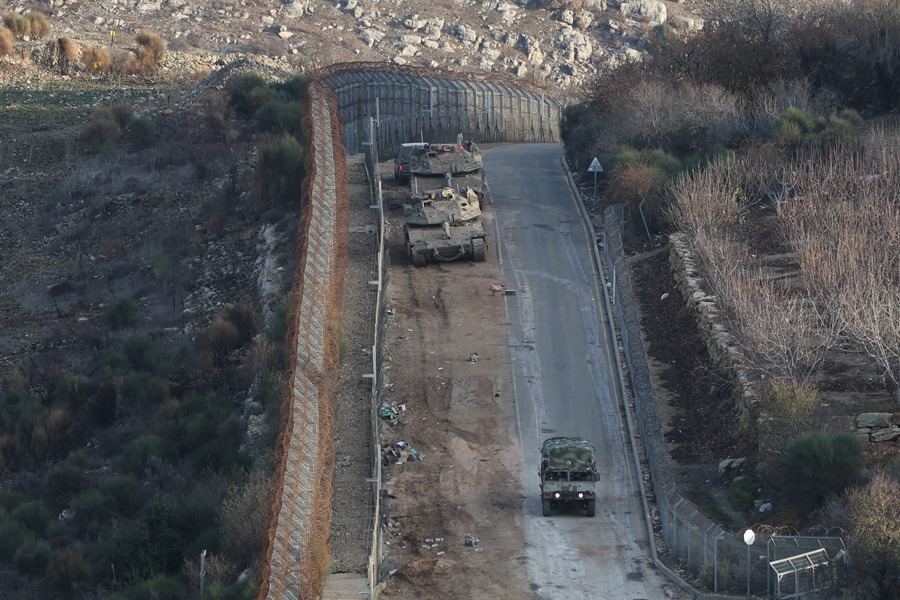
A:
404 174 487 266
539 437 599 517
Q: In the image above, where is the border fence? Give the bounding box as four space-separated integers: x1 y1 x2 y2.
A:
259 81 349 600
320 62 565 154
599 204 847 597
258 62 848 599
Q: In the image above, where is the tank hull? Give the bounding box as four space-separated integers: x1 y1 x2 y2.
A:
405 222 487 266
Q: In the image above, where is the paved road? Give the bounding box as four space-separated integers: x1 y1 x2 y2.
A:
484 144 683 600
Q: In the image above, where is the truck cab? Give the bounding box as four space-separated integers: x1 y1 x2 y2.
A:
539 437 599 517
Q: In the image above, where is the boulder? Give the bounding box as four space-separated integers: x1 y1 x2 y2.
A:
856 413 891 428
403 14 427 30
574 11 594 29
557 9 575 25
620 0 667 25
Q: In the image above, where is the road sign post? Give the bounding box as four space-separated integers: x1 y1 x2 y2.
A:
587 157 603 201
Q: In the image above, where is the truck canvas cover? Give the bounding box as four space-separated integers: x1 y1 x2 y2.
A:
541 437 597 472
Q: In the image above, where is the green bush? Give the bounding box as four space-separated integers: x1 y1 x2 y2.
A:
124 116 157 149
256 100 303 137
229 72 274 117
48 545 92 594
120 434 170 476
103 297 138 329
43 461 86 505
126 575 181 600
775 107 862 148
0 489 25 517
53 374 90 409
1 388 41 434
122 334 160 372
727 478 758 512
13 538 51 573
101 351 131 377
98 474 145 516
148 250 171 283
123 372 168 405
9 501 51 535
784 431 864 510
70 489 115 525
0 520 31 560
257 133 305 208
272 75 308 101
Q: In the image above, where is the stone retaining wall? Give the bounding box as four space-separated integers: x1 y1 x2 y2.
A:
667 232 758 430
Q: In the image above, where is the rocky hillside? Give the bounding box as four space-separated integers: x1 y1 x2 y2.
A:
4 0 705 89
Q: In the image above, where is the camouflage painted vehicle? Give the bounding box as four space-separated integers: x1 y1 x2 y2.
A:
539 437 599 517
404 172 487 266
405 174 482 226
407 136 483 177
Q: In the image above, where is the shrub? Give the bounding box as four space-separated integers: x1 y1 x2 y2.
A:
126 575 181 600
53 374 90 409
13 538 51 573
0 489 25 517
9 501 51 535
101 351 130 377
58 35 76 59
0 388 41 434
257 133 305 208
225 303 258 346
847 472 900 597
79 113 122 153
766 378 817 423
109 104 134 128
48 545 92 594
70 489 115 525
0 520 31 561
43 461 86 505
123 372 168 405
82 46 111 72
229 72 274 117
221 466 269 563
131 30 166 74
784 431 863 510
0 26 12 56
103 297 138 329
727 478 758 512
124 116 156 149
98 474 145 516
255 100 303 137
271 75 308 100
120 434 170 476
122 334 160 372
3 11 50 38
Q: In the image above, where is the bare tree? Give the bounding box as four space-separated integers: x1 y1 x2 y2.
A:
782 143 900 401
717 265 838 384
847 472 900 600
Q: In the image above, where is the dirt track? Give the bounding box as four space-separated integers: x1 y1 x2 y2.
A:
373 179 533 599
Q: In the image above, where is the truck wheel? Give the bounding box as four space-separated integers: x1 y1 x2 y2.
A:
471 238 486 262
542 499 552 517
586 499 596 517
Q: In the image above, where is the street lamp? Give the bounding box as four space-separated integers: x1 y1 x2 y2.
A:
743 528 756 598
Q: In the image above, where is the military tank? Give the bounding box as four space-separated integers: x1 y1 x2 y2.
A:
409 135 489 203
407 135 483 177
404 174 487 267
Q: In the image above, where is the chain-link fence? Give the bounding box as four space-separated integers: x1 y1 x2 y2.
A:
600 204 846 597
259 81 349 600
319 63 564 155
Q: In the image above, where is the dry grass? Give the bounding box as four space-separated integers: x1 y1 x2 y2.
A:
0 26 12 56
81 46 111 72
122 30 166 75
3 11 50 38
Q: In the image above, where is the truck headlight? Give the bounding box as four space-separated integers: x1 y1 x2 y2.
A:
554 492 560 499
578 492 584 499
